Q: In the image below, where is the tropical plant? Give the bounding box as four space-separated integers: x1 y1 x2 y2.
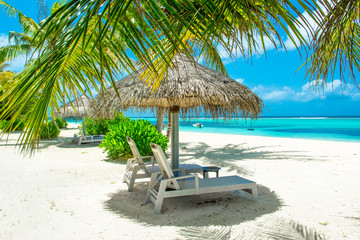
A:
39 121 60 139
0 0 319 152
0 58 13 107
0 0 125 151
0 117 25 132
305 0 360 86
0 0 67 63
100 119 169 160
55 117 67 128
83 112 127 135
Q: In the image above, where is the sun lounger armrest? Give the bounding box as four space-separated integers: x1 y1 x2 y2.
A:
172 168 186 176
171 174 198 181
163 174 199 192
140 156 155 165
126 158 137 167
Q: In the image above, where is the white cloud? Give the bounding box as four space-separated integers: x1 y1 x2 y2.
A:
6 54 27 72
283 1 329 51
253 80 360 102
0 34 27 72
217 34 279 63
283 11 316 51
0 34 9 47
217 2 328 62
252 85 295 101
235 78 244 84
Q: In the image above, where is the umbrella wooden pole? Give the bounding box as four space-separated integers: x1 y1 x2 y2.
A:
170 106 180 169
82 116 86 135
156 107 165 134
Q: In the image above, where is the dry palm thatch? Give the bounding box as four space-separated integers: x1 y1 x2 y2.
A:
55 94 94 119
91 54 263 119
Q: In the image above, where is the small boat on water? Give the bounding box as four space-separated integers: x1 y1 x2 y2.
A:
193 123 204 128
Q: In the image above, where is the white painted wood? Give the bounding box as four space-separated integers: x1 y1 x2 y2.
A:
170 111 179 169
148 143 258 214
123 137 202 192
77 127 104 145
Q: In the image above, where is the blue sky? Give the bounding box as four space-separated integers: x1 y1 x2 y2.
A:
1 0 359 117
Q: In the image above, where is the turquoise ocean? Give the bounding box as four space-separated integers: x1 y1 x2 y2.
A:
67 117 360 143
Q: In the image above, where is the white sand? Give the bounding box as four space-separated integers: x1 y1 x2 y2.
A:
1 124 359 239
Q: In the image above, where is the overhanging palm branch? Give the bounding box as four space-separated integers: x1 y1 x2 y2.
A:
305 0 360 86
1 0 319 152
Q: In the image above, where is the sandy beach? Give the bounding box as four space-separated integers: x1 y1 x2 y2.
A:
1 124 360 240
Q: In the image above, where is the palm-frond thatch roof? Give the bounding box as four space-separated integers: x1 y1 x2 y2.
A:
55 94 94 118
91 54 263 119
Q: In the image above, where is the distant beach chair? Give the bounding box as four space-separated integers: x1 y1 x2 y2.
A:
146 143 258 214
123 136 202 191
77 127 104 146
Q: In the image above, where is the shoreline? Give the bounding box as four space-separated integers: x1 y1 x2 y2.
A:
1 127 359 239
66 122 360 144
179 128 360 144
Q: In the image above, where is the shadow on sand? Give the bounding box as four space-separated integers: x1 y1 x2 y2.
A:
104 183 281 227
178 142 330 176
0 127 101 150
103 141 331 227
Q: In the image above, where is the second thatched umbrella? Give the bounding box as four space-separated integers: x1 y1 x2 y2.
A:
91 54 264 169
55 94 94 132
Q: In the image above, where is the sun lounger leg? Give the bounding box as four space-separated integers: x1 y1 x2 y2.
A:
154 182 167 214
145 173 157 204
123 159 132 183
252 185 258 202
127 169 138 192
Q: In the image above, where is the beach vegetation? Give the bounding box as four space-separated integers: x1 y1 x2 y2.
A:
55 117 67 129
305 0 360 86
0 0 357 153
0 0 124 151
100 119 169 160
39 121 60 139
0 117 25 132
84 112 127 136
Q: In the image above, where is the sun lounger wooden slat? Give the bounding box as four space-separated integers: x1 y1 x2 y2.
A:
123 137 202 191
146 143 258 214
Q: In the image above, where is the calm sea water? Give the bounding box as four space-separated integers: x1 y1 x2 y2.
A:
67 117 360 142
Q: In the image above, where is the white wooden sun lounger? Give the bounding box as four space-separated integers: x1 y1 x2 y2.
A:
146 143 258 214
78 127 104 146
122 136 202 191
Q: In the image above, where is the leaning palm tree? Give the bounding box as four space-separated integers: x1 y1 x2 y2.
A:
0 0 47 63
0 1 126 150
0 0 317 152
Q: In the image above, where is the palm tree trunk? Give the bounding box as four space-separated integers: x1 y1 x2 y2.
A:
51 102 56 125
166 109 171 139
62 92 66 125
156 107 165 134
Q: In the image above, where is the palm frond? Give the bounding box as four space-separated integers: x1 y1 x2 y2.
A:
305 0 360 86
0 44 31 61
178 218 326 240
179 226 232 240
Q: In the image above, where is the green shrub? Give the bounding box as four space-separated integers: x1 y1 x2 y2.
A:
100 119 169 160
84 112 127 135
0 117 25 132
40 121 60 139
55 117 68 128
0 120 7 130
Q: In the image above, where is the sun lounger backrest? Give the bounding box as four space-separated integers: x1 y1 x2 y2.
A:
127 136 145 165
150 143 180 189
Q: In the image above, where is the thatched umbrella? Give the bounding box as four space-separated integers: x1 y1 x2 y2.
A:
91 54 264 169
55 94 94 131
